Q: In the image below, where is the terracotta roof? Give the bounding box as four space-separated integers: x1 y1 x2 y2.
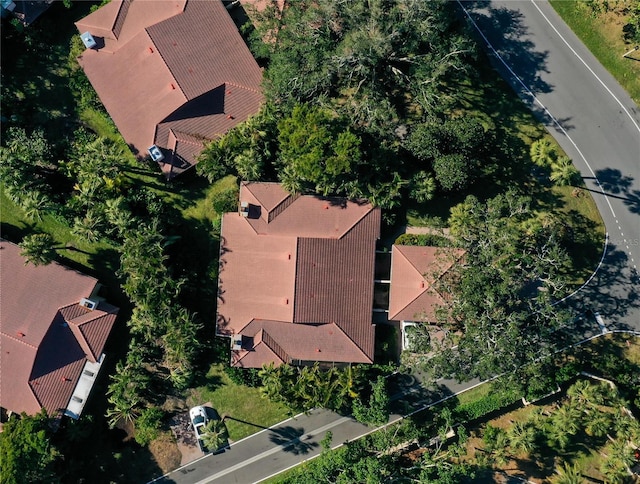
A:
75 0 263 179
217 182 380 368
0 240 118 416
232 321 371 368
388 245 465 322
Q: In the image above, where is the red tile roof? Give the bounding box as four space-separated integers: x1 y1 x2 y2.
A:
388 245 465 322
232 321 371 368
217 182 380 367
0 240 118 416
75 0 263 179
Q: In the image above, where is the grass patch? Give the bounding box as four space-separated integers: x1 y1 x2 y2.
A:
182 175 238 223
78 107 133 150
188 364 293 442
1 186 120 274
550 1 640 105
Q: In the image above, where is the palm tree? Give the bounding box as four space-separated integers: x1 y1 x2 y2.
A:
19 233 56 266
530 138 555 167
585 412 612 438
71 209 104 243
550 156 580 186
104 197 133 236
201 419 229 453
105 361 148 428
549 461 583 484
410 171 437 203
601 439 635 484
161 307 201 390
507 421 537 455
20 191 49 222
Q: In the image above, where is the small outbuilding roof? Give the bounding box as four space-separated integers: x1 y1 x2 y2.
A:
388 245 465 323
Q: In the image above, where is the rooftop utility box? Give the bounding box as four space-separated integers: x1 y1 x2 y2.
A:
148 145 165 163
80 32 97 49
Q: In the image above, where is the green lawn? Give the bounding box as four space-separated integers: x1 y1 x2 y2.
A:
550 1 640 105
188 364 293 442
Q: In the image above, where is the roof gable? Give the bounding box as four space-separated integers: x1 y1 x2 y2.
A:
388 245 465 322
234 320 371 367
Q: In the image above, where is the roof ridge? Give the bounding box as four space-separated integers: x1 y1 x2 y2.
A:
112 0 131 39
292 238 301 321
330 322 372 363
145 29 187 99
427 248 465 307
27 381 44 408
396 245 432 287
171 129 207 146
224 81 262 95
335 202 373 240
1 332 38 349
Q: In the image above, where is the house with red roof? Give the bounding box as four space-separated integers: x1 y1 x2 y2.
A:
216 182 381 368
0 240 119 420
75 0 263 179
388 245 465 350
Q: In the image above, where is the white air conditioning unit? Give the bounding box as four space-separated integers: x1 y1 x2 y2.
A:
239 201 249 217
231 337 242 351
148 145 165 162
80 32 97 49
79 298 98 311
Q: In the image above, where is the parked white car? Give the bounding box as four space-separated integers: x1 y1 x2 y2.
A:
189 406 209 451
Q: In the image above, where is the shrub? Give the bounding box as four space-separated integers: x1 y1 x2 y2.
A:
454 388 519 422
134 407 164 446
395 233 452 247
224 366 261 387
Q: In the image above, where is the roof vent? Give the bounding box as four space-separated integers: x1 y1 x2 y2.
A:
148 145 165 163
79 298 98 311
240 201 249 217
80 32 97 49
231 337 243 351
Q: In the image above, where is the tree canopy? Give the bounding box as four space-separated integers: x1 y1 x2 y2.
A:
0 411 60 484
419 190 573 383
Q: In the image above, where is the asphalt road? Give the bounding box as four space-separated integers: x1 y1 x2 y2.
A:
152 2 640 483
152 375 482 484
460 0 640 333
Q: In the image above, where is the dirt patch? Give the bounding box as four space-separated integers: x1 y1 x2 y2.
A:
148 431 182 474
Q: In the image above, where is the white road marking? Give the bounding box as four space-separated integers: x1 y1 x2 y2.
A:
529 0 640 134
594 312 609 334
193 416 353 484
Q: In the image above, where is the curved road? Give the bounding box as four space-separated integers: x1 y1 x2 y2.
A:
153 2 640 483
461 0 640 334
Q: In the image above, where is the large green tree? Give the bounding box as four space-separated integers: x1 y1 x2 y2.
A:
277 104 363 196
407 116 492 192
424 191 573 384
0 411 60 484
257 0 472 126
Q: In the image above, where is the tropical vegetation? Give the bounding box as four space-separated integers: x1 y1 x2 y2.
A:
0 0 617 481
